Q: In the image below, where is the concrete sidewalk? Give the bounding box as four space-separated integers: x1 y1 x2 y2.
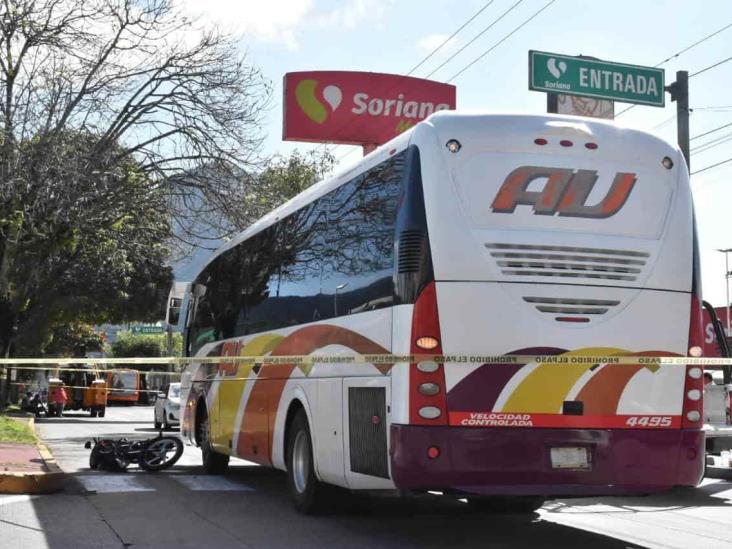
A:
0 416 65 494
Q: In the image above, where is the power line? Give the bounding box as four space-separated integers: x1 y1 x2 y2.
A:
656 22 732 67
448 0 557 82
652 114 676 130
690 54 732 78
406 0 497 76
616 22 732 117
691 156 732 175
691 132 732 154
322 2 503 159
424 0 524 79
690 121 732 141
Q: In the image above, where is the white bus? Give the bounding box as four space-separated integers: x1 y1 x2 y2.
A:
180 112 705 513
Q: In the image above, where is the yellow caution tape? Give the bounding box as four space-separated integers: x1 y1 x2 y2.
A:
9 381 175 394
0 354 730 371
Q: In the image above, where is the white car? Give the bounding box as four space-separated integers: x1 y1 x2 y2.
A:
154 383 181 430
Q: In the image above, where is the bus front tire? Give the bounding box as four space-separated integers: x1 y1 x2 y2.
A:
286 409 330 514
469 496 545 513
198 406 229 474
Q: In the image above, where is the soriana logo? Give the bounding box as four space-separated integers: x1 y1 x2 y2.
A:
283 71 456 146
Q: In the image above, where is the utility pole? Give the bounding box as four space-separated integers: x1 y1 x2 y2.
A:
666 70 690 173
719 248 732 336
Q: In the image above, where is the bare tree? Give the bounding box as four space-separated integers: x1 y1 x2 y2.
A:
0 0 271 355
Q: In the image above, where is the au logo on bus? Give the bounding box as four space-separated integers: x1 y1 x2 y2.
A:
491 165 637 218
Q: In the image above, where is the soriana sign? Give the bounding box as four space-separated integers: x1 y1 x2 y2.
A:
283 71 456 146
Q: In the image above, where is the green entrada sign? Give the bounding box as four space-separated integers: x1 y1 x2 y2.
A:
131 325 165 335
529 50 665 107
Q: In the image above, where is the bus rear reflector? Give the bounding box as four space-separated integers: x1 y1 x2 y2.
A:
418 383 440 396
418 406 441 419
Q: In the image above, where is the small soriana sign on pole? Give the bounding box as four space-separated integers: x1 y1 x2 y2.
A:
283 71 456 148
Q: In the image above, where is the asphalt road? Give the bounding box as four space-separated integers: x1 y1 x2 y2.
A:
0 406 730 548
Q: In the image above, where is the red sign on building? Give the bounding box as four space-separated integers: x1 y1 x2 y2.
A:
283 71 456 148
704 306 730 358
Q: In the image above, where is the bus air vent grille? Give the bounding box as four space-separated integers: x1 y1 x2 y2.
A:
398 230 424 274
486 243 649 282
523 297 620 317
348 387 389 479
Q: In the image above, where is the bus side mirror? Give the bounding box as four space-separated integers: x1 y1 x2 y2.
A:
167 297 182 325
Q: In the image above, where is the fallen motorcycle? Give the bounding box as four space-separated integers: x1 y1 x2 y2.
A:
85 434 183 472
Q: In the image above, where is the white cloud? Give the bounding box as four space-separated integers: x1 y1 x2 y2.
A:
179 0 391 51
418 34 451 53
314 0 392 30
180 0 314 50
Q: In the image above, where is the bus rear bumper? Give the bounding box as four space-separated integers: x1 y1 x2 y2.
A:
389 424 704 496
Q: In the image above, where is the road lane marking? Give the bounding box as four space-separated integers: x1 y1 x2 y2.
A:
171 475 254 491
0 494 34 506
77 474 155 493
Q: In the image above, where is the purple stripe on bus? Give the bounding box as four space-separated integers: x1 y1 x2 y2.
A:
446 347 566 412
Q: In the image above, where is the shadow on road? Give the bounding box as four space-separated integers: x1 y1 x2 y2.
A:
54 464 637 549
544 480 732 515
35 418 147 425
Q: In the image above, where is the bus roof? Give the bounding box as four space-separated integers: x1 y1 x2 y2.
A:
195 111 682 279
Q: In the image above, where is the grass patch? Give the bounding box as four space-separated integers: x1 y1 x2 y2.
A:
0 415 37 444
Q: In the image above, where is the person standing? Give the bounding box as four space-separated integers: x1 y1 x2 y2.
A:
53 385 69 417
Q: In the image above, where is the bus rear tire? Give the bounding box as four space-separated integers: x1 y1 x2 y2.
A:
469 496 545 513
198 405 229 474
286 409 331 514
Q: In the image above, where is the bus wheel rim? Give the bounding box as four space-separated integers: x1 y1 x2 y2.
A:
292 430 309 494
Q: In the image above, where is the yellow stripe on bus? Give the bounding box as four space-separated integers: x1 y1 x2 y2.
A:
501 348 627 414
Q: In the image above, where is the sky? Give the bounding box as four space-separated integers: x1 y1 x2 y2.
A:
180 0 732 307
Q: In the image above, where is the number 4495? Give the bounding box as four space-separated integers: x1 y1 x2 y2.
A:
625 416 672 427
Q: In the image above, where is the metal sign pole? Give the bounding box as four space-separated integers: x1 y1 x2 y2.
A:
727 251 731 336
666 71 690 173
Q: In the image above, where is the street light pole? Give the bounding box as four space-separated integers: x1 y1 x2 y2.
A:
334 283 348 317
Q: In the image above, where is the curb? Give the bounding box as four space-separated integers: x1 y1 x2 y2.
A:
0 415 66 494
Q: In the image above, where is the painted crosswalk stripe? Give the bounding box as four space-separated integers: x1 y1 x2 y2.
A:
77 474 155 493
172 475 254 491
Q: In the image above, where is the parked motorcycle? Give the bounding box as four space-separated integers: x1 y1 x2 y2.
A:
84 434 183 472
21 392 48 418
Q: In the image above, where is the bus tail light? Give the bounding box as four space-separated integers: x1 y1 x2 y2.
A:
682 295 705 429
410 282 448 425
416 336 440 350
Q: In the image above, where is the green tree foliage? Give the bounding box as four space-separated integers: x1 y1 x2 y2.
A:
247 149 336 225
43 323 105 357
6 132 173 356
112 332 182 358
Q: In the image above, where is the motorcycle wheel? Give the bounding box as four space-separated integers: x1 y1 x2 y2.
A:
139 437 183 471
89 444 114 470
